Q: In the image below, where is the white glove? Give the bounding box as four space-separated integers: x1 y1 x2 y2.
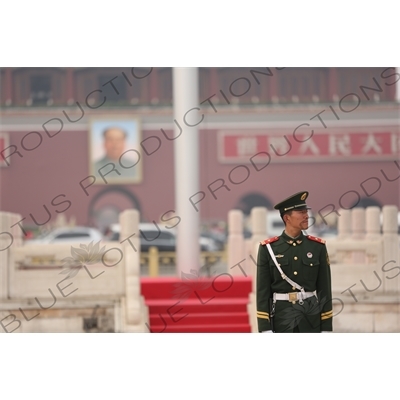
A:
261 330 273 333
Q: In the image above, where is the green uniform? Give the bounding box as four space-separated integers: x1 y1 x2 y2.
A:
256 231 333 333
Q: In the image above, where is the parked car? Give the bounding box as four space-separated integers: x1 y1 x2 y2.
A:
26 226 104 244
139 224 176 252
200 230 227 251
106 223 219 252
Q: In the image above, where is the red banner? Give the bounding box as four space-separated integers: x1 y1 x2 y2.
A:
218 127 400 163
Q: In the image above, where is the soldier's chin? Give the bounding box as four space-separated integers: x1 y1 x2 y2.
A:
302 222 309 230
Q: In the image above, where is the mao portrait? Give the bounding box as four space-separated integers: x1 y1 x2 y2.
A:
90 118 142 184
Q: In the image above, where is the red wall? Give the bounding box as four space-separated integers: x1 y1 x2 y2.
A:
2 123 399 232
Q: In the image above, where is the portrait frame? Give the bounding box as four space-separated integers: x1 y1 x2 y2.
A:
89 117 142 184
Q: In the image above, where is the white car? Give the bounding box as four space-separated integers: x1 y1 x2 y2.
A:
26 227 104 244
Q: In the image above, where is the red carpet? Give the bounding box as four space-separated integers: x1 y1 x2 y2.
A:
140 275 252 333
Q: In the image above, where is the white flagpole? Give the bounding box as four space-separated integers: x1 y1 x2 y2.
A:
173 67 200 275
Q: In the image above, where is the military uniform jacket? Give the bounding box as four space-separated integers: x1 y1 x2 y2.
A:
256 231 333 332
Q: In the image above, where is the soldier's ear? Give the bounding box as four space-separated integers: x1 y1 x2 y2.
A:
283 211 293 224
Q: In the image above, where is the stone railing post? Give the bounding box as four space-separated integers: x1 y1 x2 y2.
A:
351 208 366 263
365 206 381 241
10 213 24 247
227 210 246 276
0 213 11 300
249 207 267 283
351 208 365 240
337 209 351 240
119 209 148 331
382 205 399 293
247 207 267 333
0 212 23 300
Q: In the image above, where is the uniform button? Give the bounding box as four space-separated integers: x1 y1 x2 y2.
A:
310 263 313 266
293 243 297 246
294 256 298 260
292 286 296 290
294 271 298 275
278 263 281 267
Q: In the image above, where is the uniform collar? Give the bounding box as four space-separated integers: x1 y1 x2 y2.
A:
281 230 305 245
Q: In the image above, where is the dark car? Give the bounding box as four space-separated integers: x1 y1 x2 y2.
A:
140 228 176 252
200 231 227 251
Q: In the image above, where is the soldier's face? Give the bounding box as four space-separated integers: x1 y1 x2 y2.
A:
286 209 309 230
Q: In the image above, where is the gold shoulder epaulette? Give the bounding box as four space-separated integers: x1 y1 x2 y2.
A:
260 236 280 246
307 235 326 244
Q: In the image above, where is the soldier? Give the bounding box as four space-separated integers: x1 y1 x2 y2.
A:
256 191 333 333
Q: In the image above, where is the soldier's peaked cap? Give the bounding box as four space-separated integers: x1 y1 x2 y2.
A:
274 191 311 216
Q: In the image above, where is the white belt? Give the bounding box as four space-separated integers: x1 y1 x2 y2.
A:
273 291 317 303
